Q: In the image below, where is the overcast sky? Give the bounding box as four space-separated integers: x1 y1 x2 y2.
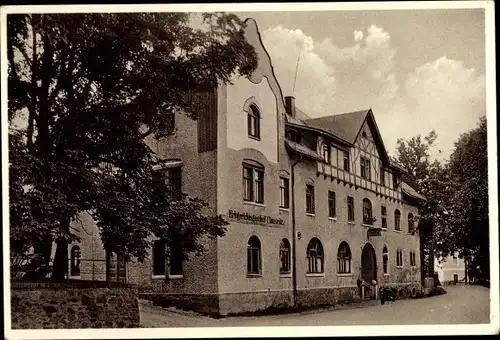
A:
236 9 487 160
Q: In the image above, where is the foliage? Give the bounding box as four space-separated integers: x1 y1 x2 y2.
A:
8 12 256 280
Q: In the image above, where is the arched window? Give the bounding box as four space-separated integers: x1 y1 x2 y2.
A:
383 245 389 275
247 104 260 139
70 245 81 277
408 213 414 234
307 238 324 274
396 248 403 267
280 239 291 274
363 198 373 225
337 242 351 274
247 236 261 275
410 250 416 267
394 209 401 231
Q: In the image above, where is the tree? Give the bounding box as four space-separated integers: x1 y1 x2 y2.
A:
393 131 454 280
8 13 257 281
446 117 489 281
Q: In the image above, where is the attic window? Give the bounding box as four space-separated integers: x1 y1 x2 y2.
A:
362 131 367 138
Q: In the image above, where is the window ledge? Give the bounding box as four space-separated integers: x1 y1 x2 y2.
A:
362 223 374 227
152 275 165 280
246 274 262 278
306 213 316 217
328 217 337 221
347 221 356 225
168 274 184 279
383 273 390 277
381 227 388 231
306 273 325 277
68 275 81 279
248 135 261 141
279 207 290 212
394 230 402 233
396 266 403 269
337 273 352 277
280 273 292 278
243 201 266 208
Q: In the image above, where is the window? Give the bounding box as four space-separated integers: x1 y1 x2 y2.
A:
70 246 81 277
452 256 458 265
290 131 302 143
360 157 371 180
410 251 416 267
337 242 351 274
166 167 182 194
152 240 166 276
322 143 330 163
343 151 350 172
247 236 262 275
168 236 183 277
243 165 264 203
381 206 387 229
279 177 290 209
393 174 399 189
380 167 385 186
347 196 355 222
394 209 401 231
280 239 291 274
408 213 414 234
396 249 403 267
306 184 315 214
247 104 260 139
362 199 373 225
328 191 336 218
306 238 324 274
383 246 389 274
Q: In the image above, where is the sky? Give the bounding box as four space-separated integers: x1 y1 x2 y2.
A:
236 9 487 160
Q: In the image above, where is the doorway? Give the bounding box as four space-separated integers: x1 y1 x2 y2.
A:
106 251 127 283
361 242 377 300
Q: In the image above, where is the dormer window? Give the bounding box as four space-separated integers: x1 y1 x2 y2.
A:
247 104 260 139
289 131 302 143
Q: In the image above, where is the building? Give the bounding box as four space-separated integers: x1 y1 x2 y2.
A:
434 252 466 284
67 18 425 315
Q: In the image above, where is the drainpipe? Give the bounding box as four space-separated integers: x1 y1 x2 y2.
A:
291 155 302 307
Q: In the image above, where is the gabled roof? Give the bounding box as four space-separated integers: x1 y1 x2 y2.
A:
304 109 369 145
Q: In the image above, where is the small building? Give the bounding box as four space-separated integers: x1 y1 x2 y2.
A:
434 252 466 284
67 18 425 315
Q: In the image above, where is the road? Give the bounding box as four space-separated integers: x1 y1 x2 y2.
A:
139 284 491 328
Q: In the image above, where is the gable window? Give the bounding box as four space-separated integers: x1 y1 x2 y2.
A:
152 240 166 277
243 164 264 203
362 198 373 225
408 213 415 234
452 255 458 265
347 196 355 222
322 144 330 164
383 246 389 274
70 245 81 277
247 236 262 275
328 191 336 218
380 167 385 186
394 209 401 231
343 150 350 172
361 157 371 180
168 235 183 277
393 174 399 189
396 248 403 267
306 184 315 214
279 177 289 209
247 104 260 139
381 206 387 229
307 238 324 274
337 241 351 274
280 239 291 275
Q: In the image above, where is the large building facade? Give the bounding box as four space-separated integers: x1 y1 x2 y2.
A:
68 18 425 315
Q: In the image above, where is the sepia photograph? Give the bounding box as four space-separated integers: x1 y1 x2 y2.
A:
1 2 498 338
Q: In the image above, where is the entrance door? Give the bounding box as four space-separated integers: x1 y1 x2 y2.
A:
361 243 377 299
106 251 126 283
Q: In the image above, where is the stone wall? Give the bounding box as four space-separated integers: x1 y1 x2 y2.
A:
11 282 140 329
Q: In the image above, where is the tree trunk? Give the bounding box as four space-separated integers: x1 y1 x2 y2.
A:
51 218 70 282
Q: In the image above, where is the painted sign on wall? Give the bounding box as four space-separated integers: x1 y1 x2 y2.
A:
227 210 285 226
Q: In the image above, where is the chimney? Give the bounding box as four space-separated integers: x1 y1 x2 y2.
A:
285 96 296 118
